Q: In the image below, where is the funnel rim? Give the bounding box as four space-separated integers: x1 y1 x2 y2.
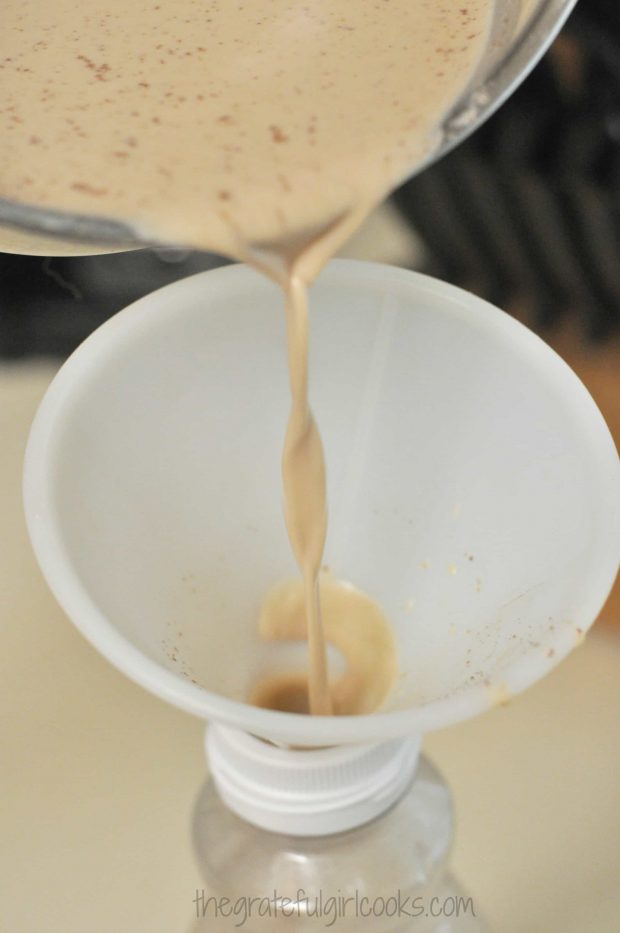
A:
23 260 620 745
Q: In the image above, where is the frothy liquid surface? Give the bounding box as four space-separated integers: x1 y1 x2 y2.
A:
2 0 493 715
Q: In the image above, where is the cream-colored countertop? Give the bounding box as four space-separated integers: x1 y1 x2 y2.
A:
2 363 619 933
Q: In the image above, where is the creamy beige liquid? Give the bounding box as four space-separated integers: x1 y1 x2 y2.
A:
2 0 494 715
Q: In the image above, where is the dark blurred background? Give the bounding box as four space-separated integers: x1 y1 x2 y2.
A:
394 0 620 342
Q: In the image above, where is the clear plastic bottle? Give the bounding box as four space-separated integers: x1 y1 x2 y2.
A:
191 726 488 932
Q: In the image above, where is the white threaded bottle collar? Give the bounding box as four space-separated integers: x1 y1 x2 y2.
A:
206 724 421 836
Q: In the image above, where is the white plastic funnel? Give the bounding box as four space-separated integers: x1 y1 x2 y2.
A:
24 260 620 747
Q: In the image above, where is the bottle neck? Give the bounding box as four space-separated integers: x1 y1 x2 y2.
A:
206 724 421 836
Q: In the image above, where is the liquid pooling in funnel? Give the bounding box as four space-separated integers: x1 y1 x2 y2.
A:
252 574 399 716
